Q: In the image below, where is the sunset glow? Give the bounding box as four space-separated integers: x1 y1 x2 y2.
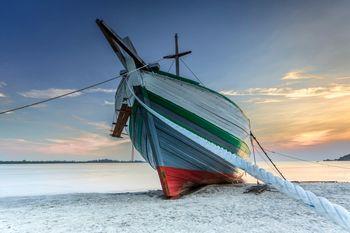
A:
1 1 350 161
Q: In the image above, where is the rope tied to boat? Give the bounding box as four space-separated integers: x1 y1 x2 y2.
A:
0 59 164 116
125 79 350 231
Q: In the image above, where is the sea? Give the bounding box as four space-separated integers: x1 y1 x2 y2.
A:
0 162 349 198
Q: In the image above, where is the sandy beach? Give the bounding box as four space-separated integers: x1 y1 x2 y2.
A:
1 182 349 233
3 1 350 232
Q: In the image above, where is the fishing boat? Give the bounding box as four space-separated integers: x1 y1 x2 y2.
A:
96 19 252 198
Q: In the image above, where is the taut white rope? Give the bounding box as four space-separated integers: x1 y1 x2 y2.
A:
126 79 350 231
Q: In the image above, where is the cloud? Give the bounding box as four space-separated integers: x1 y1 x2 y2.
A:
73 115 110 131
255 99 282 104
221 70 350 151
281 70 323 80
291 129 332 146
243 98 282 104
248 93 350 149
31 103 47 108
324 85 350 99
19 88 81 98
40 133 128 155
0 133 129 156
0 138 47 154
103 100 114 106
336 77 350 80
0 81 6 97
86 88 115 93
221 84 350 100
18 87 115 99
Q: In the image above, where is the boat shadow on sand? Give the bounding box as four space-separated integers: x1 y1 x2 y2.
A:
137 183 273 199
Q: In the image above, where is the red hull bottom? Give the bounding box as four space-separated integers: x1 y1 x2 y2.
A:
157 166 244 198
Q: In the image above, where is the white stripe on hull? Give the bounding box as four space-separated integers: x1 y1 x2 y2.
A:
141 71 251 150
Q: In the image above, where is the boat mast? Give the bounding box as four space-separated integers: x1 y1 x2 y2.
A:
163 33 191 76
175 34 180 76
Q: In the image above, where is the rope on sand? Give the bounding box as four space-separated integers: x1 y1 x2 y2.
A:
126 80 350 231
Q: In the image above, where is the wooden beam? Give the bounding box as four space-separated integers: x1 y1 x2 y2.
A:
96 19 148 70
111 104 132 137
163 33 191 76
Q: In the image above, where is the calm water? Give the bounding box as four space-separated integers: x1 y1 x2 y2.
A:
0 162 349 197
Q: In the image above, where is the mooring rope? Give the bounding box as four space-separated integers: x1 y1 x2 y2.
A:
125 80 350 231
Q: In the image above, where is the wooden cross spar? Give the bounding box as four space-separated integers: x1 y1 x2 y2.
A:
163 33 191 76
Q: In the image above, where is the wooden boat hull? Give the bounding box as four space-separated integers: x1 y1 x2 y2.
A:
96 20 251 197
157 166 242 197
130 103 244 197
128 74 251 197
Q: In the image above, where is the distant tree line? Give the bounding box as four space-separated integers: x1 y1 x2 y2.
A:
324 154 350 161
0 159 145 164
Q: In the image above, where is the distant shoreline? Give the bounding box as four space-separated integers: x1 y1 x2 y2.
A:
324 154 350 161
0 159 145 164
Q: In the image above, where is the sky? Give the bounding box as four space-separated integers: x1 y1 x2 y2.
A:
1 0 350 161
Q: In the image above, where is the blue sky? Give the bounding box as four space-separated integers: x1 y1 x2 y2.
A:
1 0 350 161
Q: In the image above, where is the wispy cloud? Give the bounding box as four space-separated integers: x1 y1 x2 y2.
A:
40 133 127 155
291 129 332 146
73 115 110 131
336 76 350 80
0 81 6 88
0 133 129 156
103 100 114 106
86 88 115 93
220 69 350 151
221 84 350 100
255 99 282 104
19 88 81 98
281 70 323 80
19 87 115 99
0 81 6 97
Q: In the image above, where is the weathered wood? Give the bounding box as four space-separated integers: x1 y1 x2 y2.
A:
163 33 191 76
96 19 147 70
111 104 131 137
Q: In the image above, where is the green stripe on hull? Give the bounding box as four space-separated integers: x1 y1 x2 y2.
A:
142 88 250 156
151 70 249 120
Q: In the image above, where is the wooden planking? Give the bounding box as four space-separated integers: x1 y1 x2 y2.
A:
142 72 251 147
111 104 131 137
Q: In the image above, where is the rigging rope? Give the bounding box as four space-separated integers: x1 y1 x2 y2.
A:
3 55 349 229
0 76 121 115
125 78 350 231
179 58 204 85
171 58 348 174
266 149 350 171
167 60 175 72
252 139 282 178
177 50 350 172
0 59 163 116
250 133 286 180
